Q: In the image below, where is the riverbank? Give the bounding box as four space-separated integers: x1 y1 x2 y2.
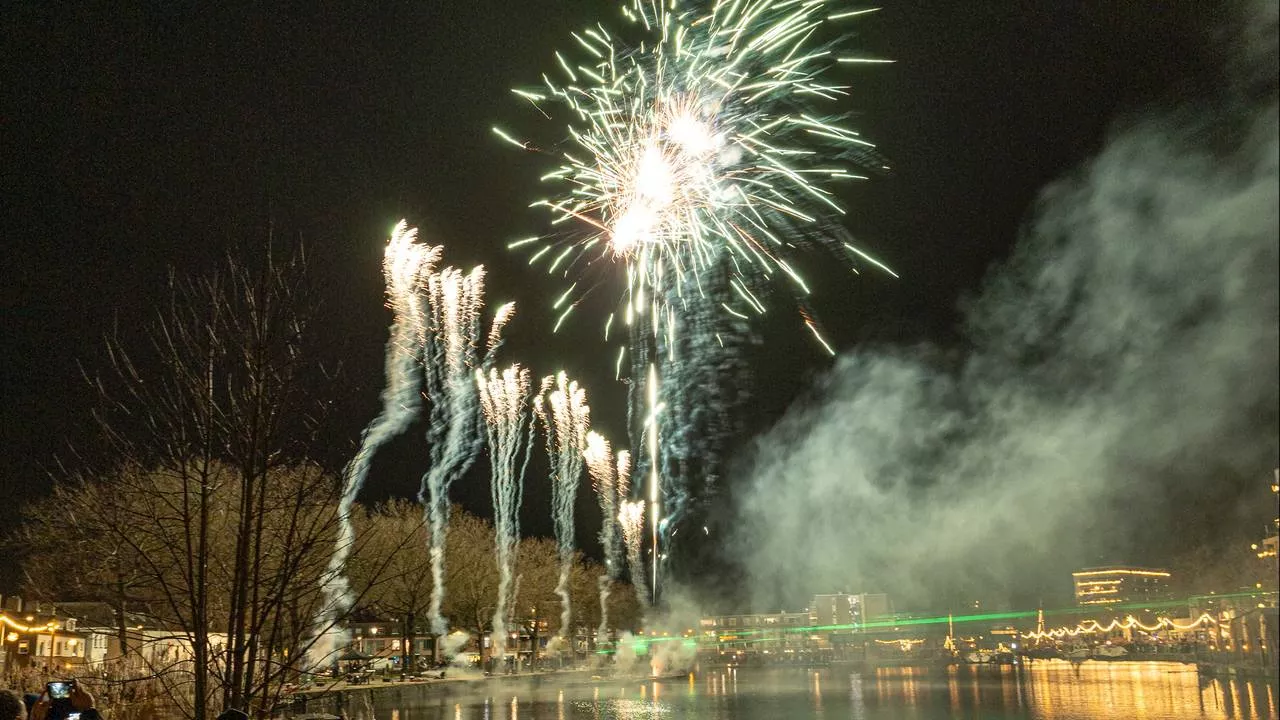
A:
287 667 605 700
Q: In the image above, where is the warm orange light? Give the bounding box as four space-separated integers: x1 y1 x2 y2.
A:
1022 613 1216 642
0 615 59 634
1072 569 1170 578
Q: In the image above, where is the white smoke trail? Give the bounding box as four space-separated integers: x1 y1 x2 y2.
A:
419 253 515 641
536 372 591 642
476 364 536 664
310 222 439 668
585 433 631 640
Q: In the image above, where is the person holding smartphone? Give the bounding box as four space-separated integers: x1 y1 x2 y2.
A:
28 681 97 720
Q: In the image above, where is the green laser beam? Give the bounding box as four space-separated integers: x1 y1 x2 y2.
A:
592 590 1275 650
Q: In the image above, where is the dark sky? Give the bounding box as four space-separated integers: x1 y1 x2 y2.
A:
0 2 1247 593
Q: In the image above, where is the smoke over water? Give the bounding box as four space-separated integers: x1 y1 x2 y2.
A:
736 7 1279 610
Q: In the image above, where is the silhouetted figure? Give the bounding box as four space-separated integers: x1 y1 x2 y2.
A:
0 689 26 720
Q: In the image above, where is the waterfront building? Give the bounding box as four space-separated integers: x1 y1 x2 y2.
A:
695 594 899 662
56 601 230 673
1072 566 1171 606
697 611 812 660
2 597 236 676
0 597 93 673
809 593 892 628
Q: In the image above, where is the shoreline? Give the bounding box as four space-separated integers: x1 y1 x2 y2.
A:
287 667 613 700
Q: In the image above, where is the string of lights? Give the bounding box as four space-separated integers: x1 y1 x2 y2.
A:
0 614 59 633
1021 613 1215 642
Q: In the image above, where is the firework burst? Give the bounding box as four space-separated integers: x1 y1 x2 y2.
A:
499 0 894 348
500 0 894 605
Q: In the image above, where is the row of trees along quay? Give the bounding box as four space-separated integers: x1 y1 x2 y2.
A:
3 244 641 720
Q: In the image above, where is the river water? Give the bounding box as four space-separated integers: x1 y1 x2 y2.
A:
332 661 1277 720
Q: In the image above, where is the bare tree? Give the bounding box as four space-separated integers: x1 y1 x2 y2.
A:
78 243 359 719
13 471 160 658
506 539 641 664
348 499 435 673
511 535 560 664
440 508 499 661
606 580 642 634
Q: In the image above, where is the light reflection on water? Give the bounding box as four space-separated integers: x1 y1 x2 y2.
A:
322 662 1276 720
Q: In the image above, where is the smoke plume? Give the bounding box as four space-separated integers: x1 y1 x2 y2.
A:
737 6 1279 610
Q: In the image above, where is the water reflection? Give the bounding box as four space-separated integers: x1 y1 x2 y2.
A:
321 661 1276 720
812 670 822 714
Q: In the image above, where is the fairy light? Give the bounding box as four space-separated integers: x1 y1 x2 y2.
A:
874 638 926 651
1072 569 1171 579
1020 613 1216 642
0 615 59 633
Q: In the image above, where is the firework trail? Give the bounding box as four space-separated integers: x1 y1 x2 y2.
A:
310 222 439 667
535 372 591 641
584 432 632 639
499 0 893 591
618 499 649 610
419 250 516 641
644 363 661 600
476 364 536 664
626 286 752 582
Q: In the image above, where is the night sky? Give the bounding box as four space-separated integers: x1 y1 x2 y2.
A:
1 2 1259 595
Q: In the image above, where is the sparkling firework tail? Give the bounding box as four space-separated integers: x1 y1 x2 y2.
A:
312 222 439 668
506 0 894 342
610 450 632 631
488 301 517 356
646 363 660 602
585 431 630 638
477 365 536 663
616 449 632 499
418 242 514 641
536 372 591 640
633 285 751 582
618 499 649 610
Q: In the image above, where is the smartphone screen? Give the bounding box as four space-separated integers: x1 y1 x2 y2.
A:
67 713 82 720
48 682 72 699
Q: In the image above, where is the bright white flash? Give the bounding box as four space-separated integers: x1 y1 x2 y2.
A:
666 113 719 157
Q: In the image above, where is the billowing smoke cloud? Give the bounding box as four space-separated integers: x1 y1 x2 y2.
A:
737 5 1278 610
